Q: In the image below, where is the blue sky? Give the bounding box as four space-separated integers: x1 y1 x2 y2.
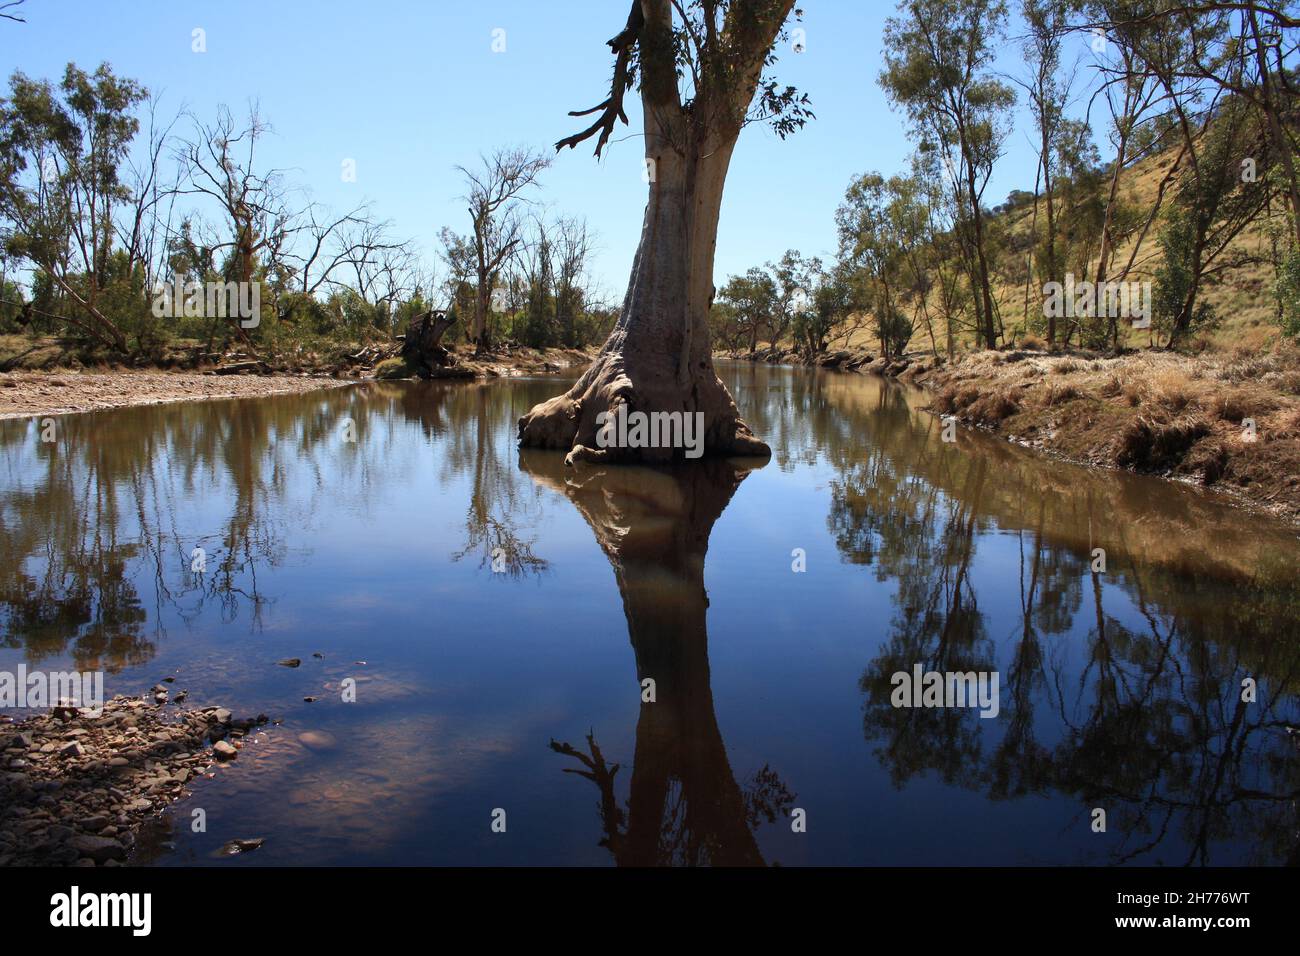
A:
2 0 1089 301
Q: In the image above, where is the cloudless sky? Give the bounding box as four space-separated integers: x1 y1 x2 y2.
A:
1 0 1098 301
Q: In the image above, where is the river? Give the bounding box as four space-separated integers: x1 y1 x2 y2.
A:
1 362 1297 865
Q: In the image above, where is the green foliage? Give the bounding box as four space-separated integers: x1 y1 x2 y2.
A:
1153 205 1219 344
718 266 779 353
1275 242 1300 341
877 303 915 359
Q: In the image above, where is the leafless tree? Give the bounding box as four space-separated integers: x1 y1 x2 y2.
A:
551 214 595 348
119 93 184 296
454 145 550 352
176 103 306 339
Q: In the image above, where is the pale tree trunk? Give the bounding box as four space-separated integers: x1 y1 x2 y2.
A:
518 135 767 463
518 0 781 464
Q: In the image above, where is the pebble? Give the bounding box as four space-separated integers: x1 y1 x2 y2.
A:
212 740 238 760
297 731 337 751
0 695 266 866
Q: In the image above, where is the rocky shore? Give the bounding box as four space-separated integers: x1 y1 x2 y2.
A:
0 369 351 420
0 345 596 420
0 695 266 866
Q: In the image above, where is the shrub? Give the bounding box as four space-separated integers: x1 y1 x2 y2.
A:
374 357 413 380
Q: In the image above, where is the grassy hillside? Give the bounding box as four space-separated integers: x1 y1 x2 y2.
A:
841 139 1291 357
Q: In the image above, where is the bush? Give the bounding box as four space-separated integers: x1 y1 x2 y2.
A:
1276 244 1300 342
374 357 414 380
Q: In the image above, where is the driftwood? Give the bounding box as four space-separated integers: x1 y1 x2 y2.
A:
210 360 271 375
402 310 457 371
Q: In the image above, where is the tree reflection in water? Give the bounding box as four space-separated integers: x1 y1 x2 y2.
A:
0 381 556 674
520 450 795 866
1 365 1298 865
795 368 1300 866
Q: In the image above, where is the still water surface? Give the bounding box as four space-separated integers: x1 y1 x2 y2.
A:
1 363 1298 866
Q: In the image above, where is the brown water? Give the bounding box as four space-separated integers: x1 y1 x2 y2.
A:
1 362 1298 865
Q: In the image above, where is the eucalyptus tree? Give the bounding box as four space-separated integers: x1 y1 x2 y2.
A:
718 266 778 356
1018 0 1074 345
879 0 1015 350
517 0 811 464
0 63 147 351
836 171 918 358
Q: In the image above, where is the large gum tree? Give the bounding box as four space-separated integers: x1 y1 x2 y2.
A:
517 0 810 464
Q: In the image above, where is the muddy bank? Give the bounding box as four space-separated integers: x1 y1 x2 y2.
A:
722 345 1300 524
0 695 266 866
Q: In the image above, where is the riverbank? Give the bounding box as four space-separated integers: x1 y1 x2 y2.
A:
0 369 350 419
725 344 1300 524
0 346 595 420
0 696 266 866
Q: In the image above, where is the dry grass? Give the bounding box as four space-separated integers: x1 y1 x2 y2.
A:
1051 358 1085 375
913 343 1300 520
1044 382 1082 406
1115 414 1212 471
967 389 1022 424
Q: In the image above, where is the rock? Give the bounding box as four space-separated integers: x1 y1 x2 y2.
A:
297 731 337 751
211 741 238 760
818 350 853 369
216 837 264 856
68 833 125 864
0 693 258 862
276 658 302 668
47 846 81 865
